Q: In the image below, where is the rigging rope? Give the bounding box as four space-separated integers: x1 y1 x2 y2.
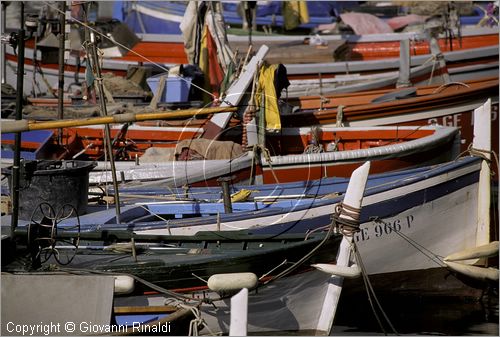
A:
352 240 399 335
370 217 446 268
261 201 359 284
454 143 499 178
249 144 280 184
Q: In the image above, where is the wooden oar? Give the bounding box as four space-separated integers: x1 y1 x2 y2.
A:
1 106 237 134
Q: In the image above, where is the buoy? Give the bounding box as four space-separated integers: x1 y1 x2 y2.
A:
444 241 499 262
444 261 499 282
114 275 135 294
208 273 258 292
312 263 361 278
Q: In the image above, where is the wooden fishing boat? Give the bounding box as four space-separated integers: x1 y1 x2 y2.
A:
1 162 370 335
281 77 499 154
7 38 498 96
337 26 499 61
7 71 494 160
116 1 338 34
133 28 498 78
83 78 498 182
11 154 484 240
86 124 458 185
285 54 499 97
116 1 491 35
3 77 494 186
2 231 344 335
1 112 460 184
110 163 446 202
283 43 498 80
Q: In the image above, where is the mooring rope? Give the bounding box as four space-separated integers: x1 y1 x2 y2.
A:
262 201 359 284
249 143 280 184
332 202 361 237
370 217 446 268
455 143 499 178
352 240 399 335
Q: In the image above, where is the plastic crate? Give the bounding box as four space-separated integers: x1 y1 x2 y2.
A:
146 73 192 103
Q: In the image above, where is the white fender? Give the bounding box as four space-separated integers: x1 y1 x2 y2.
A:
312 263 361 278
445 261 499 282
113 275 135 295
444 241 499 262
208 272 258 292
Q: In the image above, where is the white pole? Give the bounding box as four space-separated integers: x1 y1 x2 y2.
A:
229 288 249 336
473 99 492 248
315 161 370 333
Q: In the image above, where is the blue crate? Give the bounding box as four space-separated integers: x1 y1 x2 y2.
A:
146 73 192 103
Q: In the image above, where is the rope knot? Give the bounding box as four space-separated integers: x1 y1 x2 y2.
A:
467 144 497 177
332 202 361 237
212 97 221 106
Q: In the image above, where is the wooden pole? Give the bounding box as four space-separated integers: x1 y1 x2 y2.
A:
1 2 7 84
2 106 237 134
217 176 233 214
57 1 66 144
11 2 25 239
396 39 411 88
88 30 120 220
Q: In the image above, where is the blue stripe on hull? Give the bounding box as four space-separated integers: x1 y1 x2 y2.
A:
120 158 480 233
247 169 480 235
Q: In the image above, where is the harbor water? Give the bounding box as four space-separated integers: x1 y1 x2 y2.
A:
332 291 499 335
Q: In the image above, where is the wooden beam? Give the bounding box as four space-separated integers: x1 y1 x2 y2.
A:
203 45 269 139
113 305 177 315
1 106 237 134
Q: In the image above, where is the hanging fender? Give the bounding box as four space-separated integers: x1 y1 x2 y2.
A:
312 263 361 278
444 261 499 282
444 241 499 262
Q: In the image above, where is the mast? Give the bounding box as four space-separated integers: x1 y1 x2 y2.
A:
1 2 7 84
89 32 122 222
10 1 25 239
57 1 66 143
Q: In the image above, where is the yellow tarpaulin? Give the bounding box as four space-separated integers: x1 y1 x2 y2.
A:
255 64 281 132
282 1 310 30
198 25 212 103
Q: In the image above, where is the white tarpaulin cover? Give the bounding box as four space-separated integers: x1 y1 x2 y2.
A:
340 12 393 34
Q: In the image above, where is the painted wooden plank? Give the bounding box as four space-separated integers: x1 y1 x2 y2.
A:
473 99 491 248
229 288 248 336
203 45 269 139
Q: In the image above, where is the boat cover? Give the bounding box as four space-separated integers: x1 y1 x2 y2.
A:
340 13 393 34
1 274 114 336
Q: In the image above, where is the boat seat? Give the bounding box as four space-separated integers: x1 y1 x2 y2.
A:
371 87 417 104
